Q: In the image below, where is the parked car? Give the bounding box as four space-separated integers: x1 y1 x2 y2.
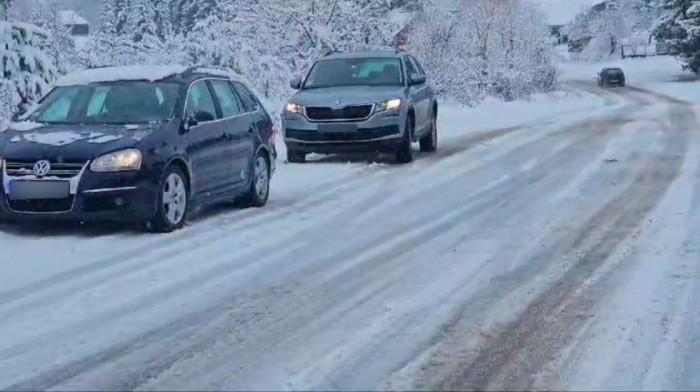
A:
0 65 276 232
598 67 626 88
282 50 438 164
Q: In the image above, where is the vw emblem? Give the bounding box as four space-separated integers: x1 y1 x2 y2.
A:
33 160 51 177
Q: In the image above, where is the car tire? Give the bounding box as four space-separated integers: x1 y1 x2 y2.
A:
419 112 438 152
239 151 271 208
148 165 189 233
395 116 414 164
288 150 306 163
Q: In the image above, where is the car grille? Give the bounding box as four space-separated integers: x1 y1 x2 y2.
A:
8 197 74 213
305 105 373 121
285 125 400 142
4 161 85 178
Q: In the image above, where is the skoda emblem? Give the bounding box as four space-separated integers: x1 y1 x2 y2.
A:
331 99 343 108
33 160 51 177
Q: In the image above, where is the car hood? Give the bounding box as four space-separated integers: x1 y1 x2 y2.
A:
0 122 159 163
290 85 407 107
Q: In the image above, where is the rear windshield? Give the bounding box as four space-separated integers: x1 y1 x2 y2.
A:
304 58 403 89
605 69 624 76
27 81 179 125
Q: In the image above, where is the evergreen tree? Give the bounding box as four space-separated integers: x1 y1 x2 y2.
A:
30 0 76 74
0 21 58 113
654 0 700 73
127 0 157 42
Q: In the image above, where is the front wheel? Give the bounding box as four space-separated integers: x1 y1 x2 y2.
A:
239 152 271 207
395 117 414 164
148 165 189 233
419 113 438 152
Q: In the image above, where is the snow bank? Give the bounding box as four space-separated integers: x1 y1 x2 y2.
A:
55 65 189 86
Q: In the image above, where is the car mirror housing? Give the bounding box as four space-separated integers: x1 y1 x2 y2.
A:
290 76 302 90
409 74 426 86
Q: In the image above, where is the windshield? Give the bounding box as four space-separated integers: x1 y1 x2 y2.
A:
303 58 403 89
27 81 179 124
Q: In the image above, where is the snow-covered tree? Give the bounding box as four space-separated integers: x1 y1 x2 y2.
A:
0 21 58 114
566 0 660 60
30 0 77 74
408 0 556 104
655 0 700 73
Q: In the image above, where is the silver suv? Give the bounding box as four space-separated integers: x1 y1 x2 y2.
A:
282 50 438 163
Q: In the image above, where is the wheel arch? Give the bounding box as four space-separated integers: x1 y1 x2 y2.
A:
165 156 192 194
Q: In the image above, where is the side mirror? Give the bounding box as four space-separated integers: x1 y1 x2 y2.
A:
408 74 426 86
290 76 302 90
187 110 215 128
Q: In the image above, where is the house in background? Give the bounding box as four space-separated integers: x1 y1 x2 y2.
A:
59 10 89 50
549 24 568 45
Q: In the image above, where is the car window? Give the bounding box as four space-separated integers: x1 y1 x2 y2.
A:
304 58 403 89
231 82 258 113
29 82 178 124
410 56 426 76
36 87 80 122
210 79 242 118
186 80 218 119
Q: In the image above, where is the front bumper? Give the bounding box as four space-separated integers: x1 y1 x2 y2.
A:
282 109 404 154
0 163 159 222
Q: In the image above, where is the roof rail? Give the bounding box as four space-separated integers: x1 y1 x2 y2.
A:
183 64 234 75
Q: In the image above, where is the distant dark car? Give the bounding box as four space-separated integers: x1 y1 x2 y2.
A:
0 65 276 232
598 67 626 88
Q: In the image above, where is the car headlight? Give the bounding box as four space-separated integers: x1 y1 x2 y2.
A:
90 149 142 172
285 102 304 115
376 99 402 114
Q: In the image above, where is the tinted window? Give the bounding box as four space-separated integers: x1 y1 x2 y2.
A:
210 79 242 117
231 82 258 113
304 58 403 89
29 82 178 124
186 81 218 119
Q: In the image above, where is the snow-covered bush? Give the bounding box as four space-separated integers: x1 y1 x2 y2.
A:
0 21 58 116
408 0 557 105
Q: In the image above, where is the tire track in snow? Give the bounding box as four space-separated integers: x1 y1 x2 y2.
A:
0 102 635 391
430 101 693 391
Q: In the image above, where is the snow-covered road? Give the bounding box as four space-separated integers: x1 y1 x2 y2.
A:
1 76 699 390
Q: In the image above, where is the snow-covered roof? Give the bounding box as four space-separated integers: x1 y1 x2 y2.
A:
59 10 88 26
55 65 189 86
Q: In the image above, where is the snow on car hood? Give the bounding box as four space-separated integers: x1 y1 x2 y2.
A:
290 85 407 107
0 123 158 162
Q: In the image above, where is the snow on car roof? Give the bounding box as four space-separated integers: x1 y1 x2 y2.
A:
55 65 189 86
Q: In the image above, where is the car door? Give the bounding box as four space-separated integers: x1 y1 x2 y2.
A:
230 81 259 180
184 79 233 197
209 79 251 186
404 55 431 134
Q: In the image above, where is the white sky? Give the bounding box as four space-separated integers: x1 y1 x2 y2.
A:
534 0 599 25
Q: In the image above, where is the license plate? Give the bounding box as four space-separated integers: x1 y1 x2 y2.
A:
318 123 357 133
8 180 70 200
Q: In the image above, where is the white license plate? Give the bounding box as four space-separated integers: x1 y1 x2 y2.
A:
8 180 70 200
